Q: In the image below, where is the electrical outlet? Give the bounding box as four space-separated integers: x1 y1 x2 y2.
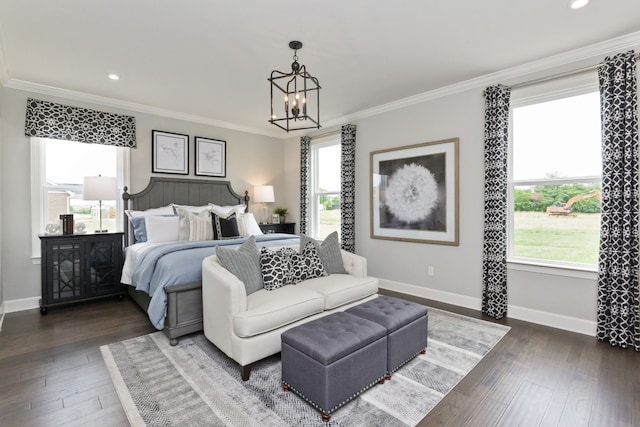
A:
427 266 434 276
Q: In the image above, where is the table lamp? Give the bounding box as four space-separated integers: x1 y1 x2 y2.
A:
83 175 117 232
253 185 275 224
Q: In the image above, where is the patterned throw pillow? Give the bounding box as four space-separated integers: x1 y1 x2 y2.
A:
290 242 328 284
212 212 241 240
259 247 296 291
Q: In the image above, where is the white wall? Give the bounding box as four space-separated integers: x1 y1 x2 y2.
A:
283 84 605 336
0 87 287 307
0 84 4 328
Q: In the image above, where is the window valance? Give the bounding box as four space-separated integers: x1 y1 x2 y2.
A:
24 98 137 148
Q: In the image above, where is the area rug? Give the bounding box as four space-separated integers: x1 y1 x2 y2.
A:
101 307 510 426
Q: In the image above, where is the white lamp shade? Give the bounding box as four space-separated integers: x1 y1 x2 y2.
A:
83 176 118 201
253 185 275 203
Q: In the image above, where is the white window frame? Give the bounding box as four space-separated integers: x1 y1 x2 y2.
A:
508 72 600 278
30 137 130 260
309 135 341 239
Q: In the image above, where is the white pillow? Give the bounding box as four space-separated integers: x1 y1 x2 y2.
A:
145 216 180 242
125 205 174 219
209 203 246 217
171 203 211 214
240 212 263 236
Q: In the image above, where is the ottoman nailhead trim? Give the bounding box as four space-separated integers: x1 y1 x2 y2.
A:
283 375 386 415
389 348 427 375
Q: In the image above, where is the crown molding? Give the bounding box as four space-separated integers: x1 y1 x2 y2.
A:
322 31 640 128
2 79 284 138
4 32 639 138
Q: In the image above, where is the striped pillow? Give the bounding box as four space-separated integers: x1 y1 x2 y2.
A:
177 208 213 241
217 236 263 295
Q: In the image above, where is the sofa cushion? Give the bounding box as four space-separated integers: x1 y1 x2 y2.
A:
216 236 263 295
300 274 379 310
233 286 325 337
300 231 347 274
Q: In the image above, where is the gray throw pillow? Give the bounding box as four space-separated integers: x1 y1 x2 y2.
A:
216 236 263 295
299 231 346 274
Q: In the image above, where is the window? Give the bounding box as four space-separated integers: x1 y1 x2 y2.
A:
509 83 601 270
309 137 341 239
31 138 129 258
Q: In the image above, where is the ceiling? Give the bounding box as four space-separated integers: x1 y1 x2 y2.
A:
1 0 640 137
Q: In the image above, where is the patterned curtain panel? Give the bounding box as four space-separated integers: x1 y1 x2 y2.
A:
24 98 137 148
299 136 311 235
596 50 640 351
482 84 511 319
341 124 357 253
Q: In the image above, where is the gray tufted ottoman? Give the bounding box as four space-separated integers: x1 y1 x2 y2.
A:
281 311 387 422
347 295 428 379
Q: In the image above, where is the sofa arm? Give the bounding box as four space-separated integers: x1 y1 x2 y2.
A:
341 250 367 277
202 255 248 357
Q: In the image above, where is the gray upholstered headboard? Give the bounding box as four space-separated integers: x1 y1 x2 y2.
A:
122 177 249 246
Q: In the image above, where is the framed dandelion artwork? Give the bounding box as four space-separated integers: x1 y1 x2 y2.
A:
370 138 459 245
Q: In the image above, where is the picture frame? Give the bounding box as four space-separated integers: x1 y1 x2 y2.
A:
271 214 280 224
195 136 226 177
152 130 189 175
370 137 459 245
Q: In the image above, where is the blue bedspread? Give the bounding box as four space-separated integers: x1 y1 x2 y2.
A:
130 234 300 329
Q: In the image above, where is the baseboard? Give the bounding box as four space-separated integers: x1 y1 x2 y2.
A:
378 279 482 311
507 304 596 336
0 302 5 331
4 296 40 313
378 279 596 336
4 282 597 336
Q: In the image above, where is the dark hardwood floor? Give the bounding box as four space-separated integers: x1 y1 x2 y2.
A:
0 292 638 426
0 297 155 427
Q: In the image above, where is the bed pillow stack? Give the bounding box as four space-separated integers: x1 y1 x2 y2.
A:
126 202 265 244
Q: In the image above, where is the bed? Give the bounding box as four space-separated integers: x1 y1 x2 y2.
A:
121 177 299 345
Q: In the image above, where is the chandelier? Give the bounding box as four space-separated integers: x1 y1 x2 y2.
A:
269 41 321 132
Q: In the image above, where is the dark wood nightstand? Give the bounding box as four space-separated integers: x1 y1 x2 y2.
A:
259 222 296 235
39 232 125 314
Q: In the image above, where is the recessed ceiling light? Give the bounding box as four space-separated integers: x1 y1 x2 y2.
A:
108 73 120 80
568 0 589 9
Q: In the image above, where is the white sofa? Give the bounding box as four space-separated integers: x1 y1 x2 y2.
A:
202 245 378 380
